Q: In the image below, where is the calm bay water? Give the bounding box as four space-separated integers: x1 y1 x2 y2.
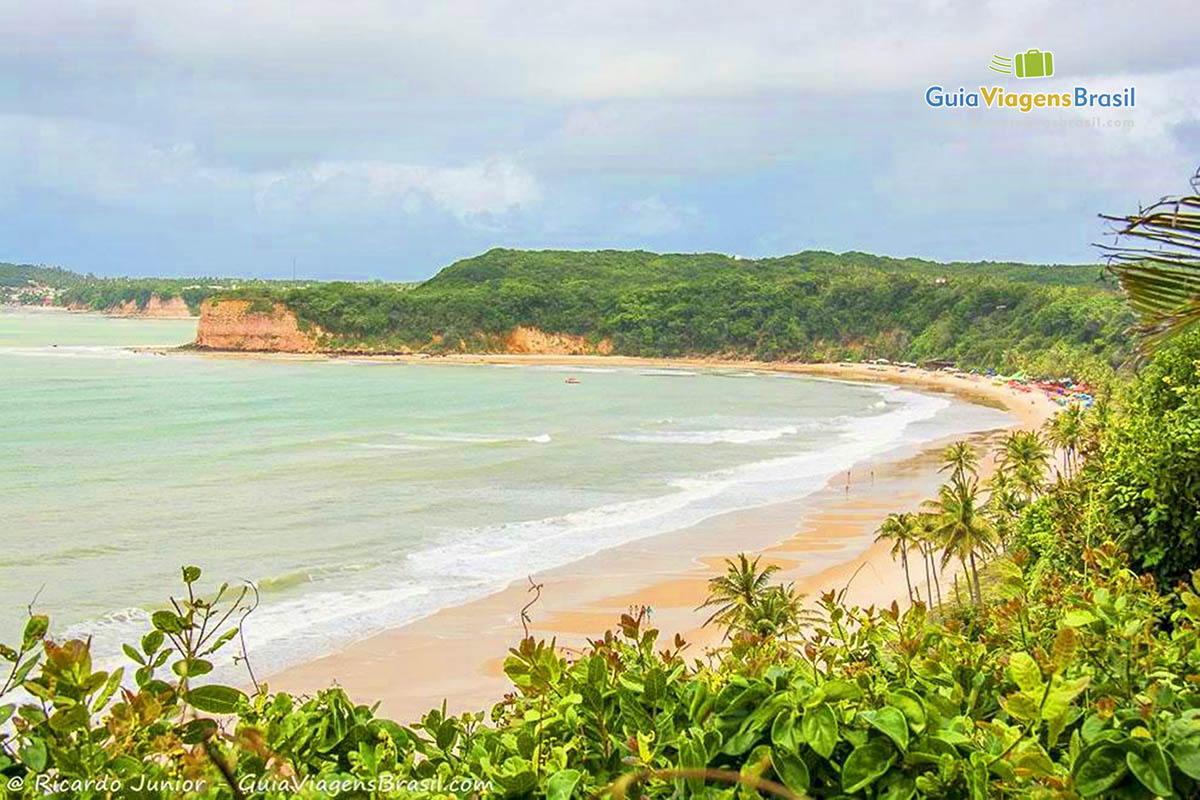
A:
1 309 1011 676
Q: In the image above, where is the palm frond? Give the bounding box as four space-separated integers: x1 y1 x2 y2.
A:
1097 167 1200 351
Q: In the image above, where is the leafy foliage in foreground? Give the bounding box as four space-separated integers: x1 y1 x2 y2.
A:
4 549 1200 798
223 249 1130 377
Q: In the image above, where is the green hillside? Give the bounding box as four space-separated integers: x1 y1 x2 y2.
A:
241 248 1130 378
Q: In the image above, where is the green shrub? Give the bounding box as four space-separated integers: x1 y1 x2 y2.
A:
1099 329 1200 586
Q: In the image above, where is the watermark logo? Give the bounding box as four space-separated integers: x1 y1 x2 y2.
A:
990 49 1055 79
924 48 1134 115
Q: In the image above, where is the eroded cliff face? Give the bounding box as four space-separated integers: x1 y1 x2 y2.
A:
194 299 322 352
194 300 614 355
502 326 613 355
113 296 193 318
66 296 194 317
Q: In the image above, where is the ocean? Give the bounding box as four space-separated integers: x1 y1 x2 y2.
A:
0 309 1012 677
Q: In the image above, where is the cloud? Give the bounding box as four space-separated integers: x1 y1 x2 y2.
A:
255 159 539 218
0 2 1197 275
624 196 698 235
4 1 1198 103
0 115 538 220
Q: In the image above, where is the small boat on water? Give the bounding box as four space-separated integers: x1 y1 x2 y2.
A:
564 377 581 384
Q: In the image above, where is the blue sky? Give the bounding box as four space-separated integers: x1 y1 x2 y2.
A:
1 1 1197 280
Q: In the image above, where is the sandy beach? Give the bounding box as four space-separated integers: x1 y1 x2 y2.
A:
232 355 1060 720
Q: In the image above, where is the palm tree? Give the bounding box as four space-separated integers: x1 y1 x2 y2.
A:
742 583 819 640
914 512 944 607
924 478 996 606
1044 404 1086 477
1098 167 1200 352
986 468 1020 549
875 513 919 603
697 553 779 634
939 440 978 486
996 430 1050 506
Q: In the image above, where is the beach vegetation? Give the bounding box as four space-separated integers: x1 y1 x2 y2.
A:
874 513 920 603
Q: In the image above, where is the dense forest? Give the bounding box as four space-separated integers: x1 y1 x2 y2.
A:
230 249 1130 378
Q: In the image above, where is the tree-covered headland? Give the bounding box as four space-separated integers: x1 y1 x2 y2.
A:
228 249 1129 379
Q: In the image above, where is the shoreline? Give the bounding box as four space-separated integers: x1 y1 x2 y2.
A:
153 348 1052 429
3 304 196 320
250 354 1059 720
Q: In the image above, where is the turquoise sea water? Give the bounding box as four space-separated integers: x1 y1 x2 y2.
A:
0 309 1012 676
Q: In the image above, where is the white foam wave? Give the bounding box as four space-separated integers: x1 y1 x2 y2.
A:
535 365 618 374
613 424 806 444
637 368 698 376
408 389 950 581
356 443 431 451
64 584 449 684
400 432 552 445
0 345 146 360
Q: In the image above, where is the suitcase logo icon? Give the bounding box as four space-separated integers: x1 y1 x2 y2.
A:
989 49 1055 78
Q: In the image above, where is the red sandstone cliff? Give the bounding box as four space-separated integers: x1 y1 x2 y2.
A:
194 299 322 352
193 299 613 355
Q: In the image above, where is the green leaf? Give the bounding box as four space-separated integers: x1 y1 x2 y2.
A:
1061 610 1098 627
771 711 799 751
0 704 12 725
13 653 40 685
679 738 706 796
1008 652 1041 694
722 725 762 756
186 684 246 714
92 667 124 713
742 745 773 798
822 679 862 701
1001 692 1039 723
802 703 838 759
1073 743 1128 797
141 630 164 656
770 749 810 794
182 566 202 584
179 718 218 744
151 610 184 634
1042 676 1090 721
841 738 896 793
1171 739 1200 780
19 737 48 772
887 689 926 734
863 707 909 752
22 615 49 650
172 658 213 678
201 627 239 656
1126 742 1172 796
122 643 145 665
546 768 581 800
877 771 916 800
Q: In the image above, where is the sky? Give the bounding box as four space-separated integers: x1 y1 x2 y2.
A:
1 1 1198 281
